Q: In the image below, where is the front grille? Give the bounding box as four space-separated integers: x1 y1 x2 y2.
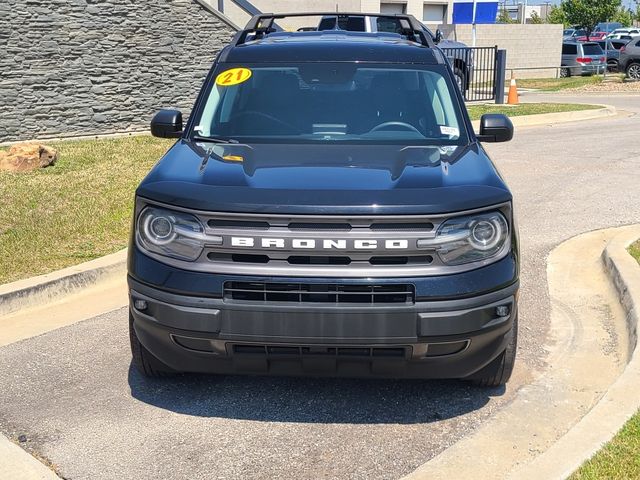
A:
146 205 511 278
198 212 445 277
224 281 415 304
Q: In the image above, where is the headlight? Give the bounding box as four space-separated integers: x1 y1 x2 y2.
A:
418 211 509 265
136 207 206 261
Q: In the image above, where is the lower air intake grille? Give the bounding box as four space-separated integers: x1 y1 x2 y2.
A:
232 344 409 358
223 282 415 304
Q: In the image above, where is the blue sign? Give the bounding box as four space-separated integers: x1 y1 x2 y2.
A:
452 2 499 24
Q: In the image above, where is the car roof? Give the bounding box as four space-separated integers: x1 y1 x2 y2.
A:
221 31 444 64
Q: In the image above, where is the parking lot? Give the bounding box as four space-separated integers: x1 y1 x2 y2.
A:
1 93 639 480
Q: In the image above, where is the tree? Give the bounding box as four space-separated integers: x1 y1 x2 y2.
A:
561 0 622 35
612 7 634 27
497 7 516 24
530 11 543 24
547 5 568 25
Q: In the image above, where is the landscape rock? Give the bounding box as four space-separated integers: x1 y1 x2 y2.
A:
0 144 58 172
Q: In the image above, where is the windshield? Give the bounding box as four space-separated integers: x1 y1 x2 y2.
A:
192 63 467 145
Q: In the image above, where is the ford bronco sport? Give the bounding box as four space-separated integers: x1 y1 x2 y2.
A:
129 13 518 387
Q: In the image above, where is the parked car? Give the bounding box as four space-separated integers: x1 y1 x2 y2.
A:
619 37 640 79
563 28 587 41
593 22 623 35
596 39 629 71
561 41 606 77
133 12 519 386
575 32 607 42
317 14 473 92
608 28 640 40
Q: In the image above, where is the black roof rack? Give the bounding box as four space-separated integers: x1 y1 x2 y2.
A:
232 12 435 48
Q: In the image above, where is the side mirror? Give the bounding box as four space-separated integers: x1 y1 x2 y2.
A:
151 109 183 138
435 29 444 44
477 114 513 143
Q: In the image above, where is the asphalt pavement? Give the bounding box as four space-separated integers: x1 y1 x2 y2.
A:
0 93 639 480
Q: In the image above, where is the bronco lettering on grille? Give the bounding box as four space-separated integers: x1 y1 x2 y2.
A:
229 237 410 250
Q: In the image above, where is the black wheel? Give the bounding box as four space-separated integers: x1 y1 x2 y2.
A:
469 314 518 387
560 67 570 78
627 62 640 80
453 67 466 95
607 60 618 73
129 311 176 378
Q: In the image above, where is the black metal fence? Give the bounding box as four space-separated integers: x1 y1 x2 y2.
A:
441 46 506 103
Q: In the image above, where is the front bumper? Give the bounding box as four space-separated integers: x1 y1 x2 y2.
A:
129 276 518 379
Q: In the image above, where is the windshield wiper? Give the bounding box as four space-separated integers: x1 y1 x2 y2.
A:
191 134 239 144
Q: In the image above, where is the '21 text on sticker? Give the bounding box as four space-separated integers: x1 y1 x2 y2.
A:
215 68 252 86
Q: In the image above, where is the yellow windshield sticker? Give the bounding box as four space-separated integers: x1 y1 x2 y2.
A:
215 68 252 86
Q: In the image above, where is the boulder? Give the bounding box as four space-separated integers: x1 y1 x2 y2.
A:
0 144 58 172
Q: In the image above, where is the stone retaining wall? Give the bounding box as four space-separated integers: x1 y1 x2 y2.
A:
0 0 236 143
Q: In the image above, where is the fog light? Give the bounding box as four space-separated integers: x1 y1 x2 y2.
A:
134 299 148 311
496 305 510 317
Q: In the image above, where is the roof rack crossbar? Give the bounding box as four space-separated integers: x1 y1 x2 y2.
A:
234 12 435 48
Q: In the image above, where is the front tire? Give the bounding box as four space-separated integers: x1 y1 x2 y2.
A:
129 311 176 378
469 314 518 387
453 66 466 96
560 67 570 78
627 62 640 80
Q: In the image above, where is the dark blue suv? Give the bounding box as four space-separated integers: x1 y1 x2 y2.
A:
128 13 518 386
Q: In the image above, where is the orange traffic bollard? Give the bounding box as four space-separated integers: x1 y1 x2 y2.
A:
507 72 519 105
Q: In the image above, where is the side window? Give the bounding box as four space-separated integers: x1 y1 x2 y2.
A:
423 73 460 138
636 39 640 47
562 44 577 55
318 17 336 31
376 18 403 34
431 86 445 125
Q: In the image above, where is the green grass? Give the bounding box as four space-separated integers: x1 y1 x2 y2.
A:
570 411 640 479
516 76 604 91
571 245 640 479
630 241 640 264
0 136 172 285
467 103 602 120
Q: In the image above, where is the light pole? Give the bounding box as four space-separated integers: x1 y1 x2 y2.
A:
472 0 477 47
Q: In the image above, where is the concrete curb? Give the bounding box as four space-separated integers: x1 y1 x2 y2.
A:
470 104 617 130
508 225 640 479
0 249 127 317
0 434 59 480
604 230 640 356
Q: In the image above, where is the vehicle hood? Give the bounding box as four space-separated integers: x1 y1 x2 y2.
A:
137 140 511 215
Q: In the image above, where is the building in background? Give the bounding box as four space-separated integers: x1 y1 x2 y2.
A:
211 0 456 29
500 2 552 24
